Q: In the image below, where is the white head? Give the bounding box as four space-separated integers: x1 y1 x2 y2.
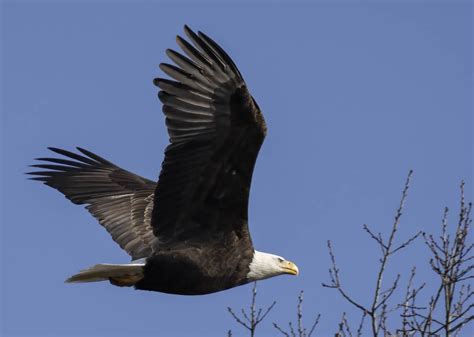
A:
247 250 299 282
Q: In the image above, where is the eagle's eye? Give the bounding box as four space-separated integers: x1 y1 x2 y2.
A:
277 258 284 263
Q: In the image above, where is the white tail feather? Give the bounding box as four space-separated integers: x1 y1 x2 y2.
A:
66 259 146 284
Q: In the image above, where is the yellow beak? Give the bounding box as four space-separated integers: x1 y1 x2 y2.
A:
281 261 299 276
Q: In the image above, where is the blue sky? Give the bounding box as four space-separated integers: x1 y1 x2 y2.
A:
1 1 472 336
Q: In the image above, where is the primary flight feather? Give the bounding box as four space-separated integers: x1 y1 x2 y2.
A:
29 26 299 295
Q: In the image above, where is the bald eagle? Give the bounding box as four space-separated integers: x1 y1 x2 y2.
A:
29 26 298 295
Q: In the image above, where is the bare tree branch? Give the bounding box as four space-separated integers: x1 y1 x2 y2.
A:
322 240 370 314
356 312 367 337
323 171 421 336
227 282 276 337
228 177 472 337
399 181 473 336
274 323 291 337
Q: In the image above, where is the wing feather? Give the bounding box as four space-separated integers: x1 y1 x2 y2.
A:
28 148 156 260
151 26 266 244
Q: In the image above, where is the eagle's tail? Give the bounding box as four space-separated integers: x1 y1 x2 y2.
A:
66 259 146 287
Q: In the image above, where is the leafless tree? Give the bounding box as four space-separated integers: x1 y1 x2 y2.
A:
398 181 473 336
321 174 472 336
226 174 472 337
227 282 276 337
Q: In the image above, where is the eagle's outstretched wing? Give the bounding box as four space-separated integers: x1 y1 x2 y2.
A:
152 26 266 243
29 147 156 260
29 26 266 255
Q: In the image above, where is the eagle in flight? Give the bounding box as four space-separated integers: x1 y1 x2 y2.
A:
29 26 299 295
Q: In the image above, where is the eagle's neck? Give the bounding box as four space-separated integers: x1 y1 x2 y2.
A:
246 250 282 281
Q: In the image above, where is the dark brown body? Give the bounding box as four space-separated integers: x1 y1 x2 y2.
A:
136 235 254 295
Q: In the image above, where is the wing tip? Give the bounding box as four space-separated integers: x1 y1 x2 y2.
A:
47 146 62 154
153 78 161 87
183 24 192 34
26 175 48 182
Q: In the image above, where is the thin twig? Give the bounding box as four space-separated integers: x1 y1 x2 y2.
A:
324 171 419 336
227 282 276 337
